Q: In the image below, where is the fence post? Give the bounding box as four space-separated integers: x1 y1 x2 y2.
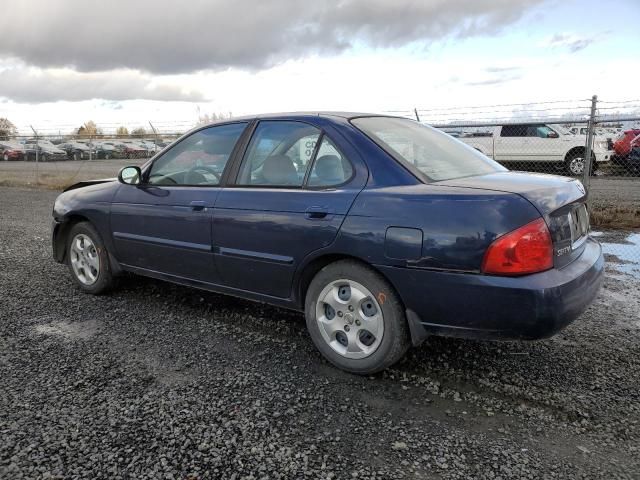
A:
582 95 597 191
30 125 39 184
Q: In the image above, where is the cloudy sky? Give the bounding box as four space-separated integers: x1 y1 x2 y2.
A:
0 0 638 134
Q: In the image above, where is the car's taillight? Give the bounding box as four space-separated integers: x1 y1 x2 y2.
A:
481 218 553 276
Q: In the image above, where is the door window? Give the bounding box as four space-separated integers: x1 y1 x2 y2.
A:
147 122 247 186
500 125 529 137
237 121 321 186
307 136 353 187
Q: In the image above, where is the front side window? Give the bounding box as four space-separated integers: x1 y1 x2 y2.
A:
352 116 504 182
237 121 321 186
527 125 555 138
147 122 247 186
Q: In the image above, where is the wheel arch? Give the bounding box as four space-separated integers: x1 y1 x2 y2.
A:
294 253 404 311
565 146 585 161
53 214 92 263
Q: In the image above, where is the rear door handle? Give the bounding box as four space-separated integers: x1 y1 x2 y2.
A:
305 206 330 220
190 201 206 211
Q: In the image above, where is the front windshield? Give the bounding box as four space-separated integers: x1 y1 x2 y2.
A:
351 116 505 182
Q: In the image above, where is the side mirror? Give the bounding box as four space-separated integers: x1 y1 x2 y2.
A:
118 166 142 185
547 131 559 138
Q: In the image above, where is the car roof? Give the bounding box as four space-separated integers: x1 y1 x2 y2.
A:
202 111 397 126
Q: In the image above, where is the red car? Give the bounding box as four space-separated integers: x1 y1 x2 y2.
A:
1 142 25 161
613 129 640 158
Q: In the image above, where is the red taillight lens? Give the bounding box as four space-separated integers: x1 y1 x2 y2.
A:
481 218 553 276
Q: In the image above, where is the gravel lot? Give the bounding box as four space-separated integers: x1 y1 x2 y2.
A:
0 187 639 479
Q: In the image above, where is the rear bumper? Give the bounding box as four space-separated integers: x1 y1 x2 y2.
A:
377 237 604 343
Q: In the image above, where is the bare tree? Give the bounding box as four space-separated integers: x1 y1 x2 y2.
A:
130 127 147 138
115 126 129 137
0 118 17 140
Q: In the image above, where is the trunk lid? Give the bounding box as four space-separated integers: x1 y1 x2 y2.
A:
437 171 589 268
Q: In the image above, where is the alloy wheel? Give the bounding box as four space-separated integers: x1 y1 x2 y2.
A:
69 234 100 285
568 157 585 176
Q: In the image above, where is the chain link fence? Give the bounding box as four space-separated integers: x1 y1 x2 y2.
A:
1 99 639 271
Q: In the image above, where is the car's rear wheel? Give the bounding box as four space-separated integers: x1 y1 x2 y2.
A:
73 151 81 161
66 222 115 294
305 260 410 374
3 153 8 161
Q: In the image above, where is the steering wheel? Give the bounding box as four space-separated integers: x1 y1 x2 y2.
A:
185 165 221 184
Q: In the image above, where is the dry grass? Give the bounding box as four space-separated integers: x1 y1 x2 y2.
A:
0 178 74 191
590 205 640 230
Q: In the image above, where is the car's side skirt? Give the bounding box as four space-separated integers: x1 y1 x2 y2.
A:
119 263 301 312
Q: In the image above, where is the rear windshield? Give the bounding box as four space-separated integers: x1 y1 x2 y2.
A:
351 116 505 182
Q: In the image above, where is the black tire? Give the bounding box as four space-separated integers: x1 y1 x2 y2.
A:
305 260 410 374
41 153 48 163
565 150 596 177
73 151 81 161
66 221 115 294
105 153 111 160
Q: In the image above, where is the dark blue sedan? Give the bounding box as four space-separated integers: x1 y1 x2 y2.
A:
52 113 604 373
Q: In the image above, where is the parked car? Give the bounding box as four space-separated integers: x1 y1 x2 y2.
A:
612 129 640 159
460 124 611 176
22 140 68 162
91 142 116 159
1 141 25 161
116 142 147 158
58 142 92 160
51 113 603 374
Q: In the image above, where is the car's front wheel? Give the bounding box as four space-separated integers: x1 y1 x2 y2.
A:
66 222 115 294
305 260 410 374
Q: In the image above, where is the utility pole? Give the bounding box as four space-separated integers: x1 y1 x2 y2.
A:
30 125 39 184
582 95 598 192
414 108 421 122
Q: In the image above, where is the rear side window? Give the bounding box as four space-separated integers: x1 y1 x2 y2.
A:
307 137 353 187
352 116 503 182
500 125 528 137
237 121 321 186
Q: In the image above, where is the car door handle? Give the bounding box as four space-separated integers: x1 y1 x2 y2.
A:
305 206 330 220
190 201 206 211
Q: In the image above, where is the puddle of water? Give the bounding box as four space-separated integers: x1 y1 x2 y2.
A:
597 232 640 279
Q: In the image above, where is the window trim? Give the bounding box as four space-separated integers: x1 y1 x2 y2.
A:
140 120 251 188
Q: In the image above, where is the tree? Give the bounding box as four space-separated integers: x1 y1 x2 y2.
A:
130 127 147 138
115 126 129 137
77 120 102 138
0 118 17 140
197 111 233 126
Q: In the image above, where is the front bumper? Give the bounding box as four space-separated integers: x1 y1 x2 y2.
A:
594 149 610 163
377 237 604 343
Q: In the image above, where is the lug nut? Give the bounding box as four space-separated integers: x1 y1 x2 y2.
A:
355 319 361 326
348 305 354 312
344 325 350 332
337 311 343 317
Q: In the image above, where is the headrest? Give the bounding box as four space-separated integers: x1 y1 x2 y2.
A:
262 155 298 185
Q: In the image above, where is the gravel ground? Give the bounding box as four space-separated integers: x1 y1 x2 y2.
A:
0 187 639 479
